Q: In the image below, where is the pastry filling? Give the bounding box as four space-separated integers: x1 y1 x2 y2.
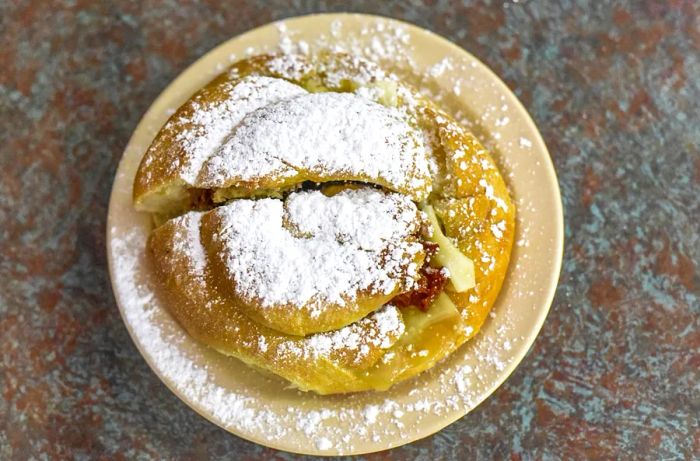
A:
391 243 448 311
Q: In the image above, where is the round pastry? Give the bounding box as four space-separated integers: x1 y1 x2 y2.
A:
134 52 515 394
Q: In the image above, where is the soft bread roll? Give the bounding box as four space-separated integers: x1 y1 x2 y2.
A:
353 113 516 389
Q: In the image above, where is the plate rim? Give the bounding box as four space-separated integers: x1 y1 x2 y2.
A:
106 12 564 455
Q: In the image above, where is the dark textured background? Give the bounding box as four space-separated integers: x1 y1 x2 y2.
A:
1 1 699 459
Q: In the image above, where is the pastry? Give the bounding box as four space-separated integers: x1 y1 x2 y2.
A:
134 52 515 394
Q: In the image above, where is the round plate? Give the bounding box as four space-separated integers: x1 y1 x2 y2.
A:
107 13 563 456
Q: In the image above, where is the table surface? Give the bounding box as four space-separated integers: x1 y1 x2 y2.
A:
1 1 698 459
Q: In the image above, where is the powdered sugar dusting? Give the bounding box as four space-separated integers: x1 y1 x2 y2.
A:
279 304 404 363
154 207 407 364
173 211 207 273
113 161 520 456
315 437 332 451
111 226 514 453
198 92 431 200
174 75 305 183
111 229 288 441
212 188 423 312
267 53 313 80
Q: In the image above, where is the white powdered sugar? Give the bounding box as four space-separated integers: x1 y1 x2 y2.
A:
266 53 313 80
111 229 288 441
315 437 333 451
156 207 406 362
362 404 381 424
172 211 207 273
174 75 306 183
322 52 389 87
212 188 423 311
279 304 404 363
198 92 430 200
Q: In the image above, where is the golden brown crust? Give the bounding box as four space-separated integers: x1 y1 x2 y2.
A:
359 109 516 388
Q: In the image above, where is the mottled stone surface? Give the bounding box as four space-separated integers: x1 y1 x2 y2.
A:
1 0 698 459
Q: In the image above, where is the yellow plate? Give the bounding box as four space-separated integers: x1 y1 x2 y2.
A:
107 13 563 456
